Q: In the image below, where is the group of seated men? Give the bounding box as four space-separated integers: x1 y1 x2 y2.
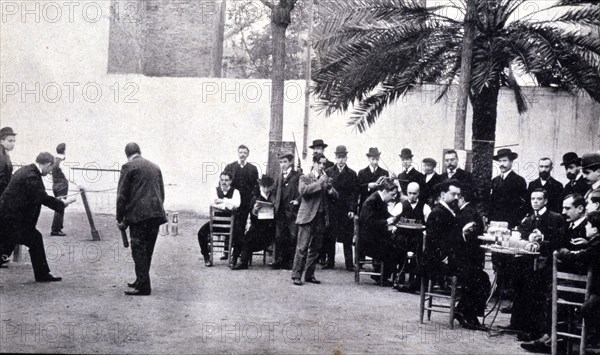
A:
194 141 600 341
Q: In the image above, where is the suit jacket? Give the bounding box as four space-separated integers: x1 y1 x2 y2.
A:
52 159 69 195
490 171 528 228
424 203 461 271
295 171 337 225
224 161 259 210
560 233 600 295
518 209 566 258
457 203 485 270
527 177 564 213
422 172 443 205
116 156 167 225
357 165 389 210
358 191 392 258
398 168 424 195
442 168 473 186
563 176 590 199
0 164 65 229
0 146 12 195
559 218 588 251
326 164 358 243
273 168 301 219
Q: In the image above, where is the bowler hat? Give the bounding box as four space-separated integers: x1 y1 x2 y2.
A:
56 143 66 155
493 148 518 161
334 145 348 156
0 127 17 139
366 147 381 157
581 152 600 170
257 174 274 187
399 148 413 159
309 139 328 149
422 158 437 167
561 152 581 166
277 149 294 160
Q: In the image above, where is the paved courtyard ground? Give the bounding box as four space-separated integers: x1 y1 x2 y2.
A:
1 211 530 354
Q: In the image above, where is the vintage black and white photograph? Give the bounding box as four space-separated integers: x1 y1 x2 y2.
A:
1 0 599 353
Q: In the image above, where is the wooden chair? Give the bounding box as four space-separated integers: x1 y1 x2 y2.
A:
209 206 235 266
353 216 385 286
551 251 593 355
419 233 459 329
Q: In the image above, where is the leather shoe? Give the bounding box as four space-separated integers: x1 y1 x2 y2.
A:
50 231 66 236
292 278 303 286
232 263 248 270
305 277 321 284
345 265 355 272
127 281 138 288
455 313 486 331
269 261 282 270
124 289 151 296
36 274 62 282
220 254 229 261
500 304 513 314
321 264 334 270
520 335 551 354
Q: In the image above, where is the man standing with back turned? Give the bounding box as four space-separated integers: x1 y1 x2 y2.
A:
117 143 167 296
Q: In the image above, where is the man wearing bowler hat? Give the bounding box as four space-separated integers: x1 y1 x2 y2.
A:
270 150 301 270
397 148 424 196
357 148 389 212
323 145 358 271
561 152 589 198
489 148 528 228
582 152 600 198
309 139 334 170
51 143 69 236
0 127 16 196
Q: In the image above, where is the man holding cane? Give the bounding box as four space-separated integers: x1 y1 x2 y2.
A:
117 143 166 296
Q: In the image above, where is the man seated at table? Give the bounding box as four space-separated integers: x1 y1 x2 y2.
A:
521 210 600 353
389 182 431 293
507 188 565 339
197 171 240 266
454 187 490 331
358 177 401 286
232 175 276 270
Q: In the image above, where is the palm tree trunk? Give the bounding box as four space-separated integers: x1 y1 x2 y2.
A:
470 85 500 215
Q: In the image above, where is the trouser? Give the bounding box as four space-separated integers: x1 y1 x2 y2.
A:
239 223 273 265
292 213 325 280
51 185 68 233
583 294 600 341
232 207 250 260
129 219 161 291
511 264 551 334
395 232 423 285
275 213 298 266
456 268 491 319
0 219 52 279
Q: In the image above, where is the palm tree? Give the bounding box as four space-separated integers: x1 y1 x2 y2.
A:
312 0 600 208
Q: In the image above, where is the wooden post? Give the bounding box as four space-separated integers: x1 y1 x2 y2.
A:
80 188 101 241
454 0 475 150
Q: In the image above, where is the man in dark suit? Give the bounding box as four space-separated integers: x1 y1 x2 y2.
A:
270 150 301 270
527 158 563 214
117 143 167 296
509 188 565 337
582 152 600 197
441 149 473 185
232 175 276 270
357 147 389 212
489 148 528 228
421 157 443 206
0 126 16 196
323 145 358 271
455 188 490 330
358 178 400 286
423 179 462 277
309 139 334 170
291 153 338 286
224 145 259 261
51 143 69 236
397 148 424 196
561 152 589 198
0 152 70 279
560 194 588 252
